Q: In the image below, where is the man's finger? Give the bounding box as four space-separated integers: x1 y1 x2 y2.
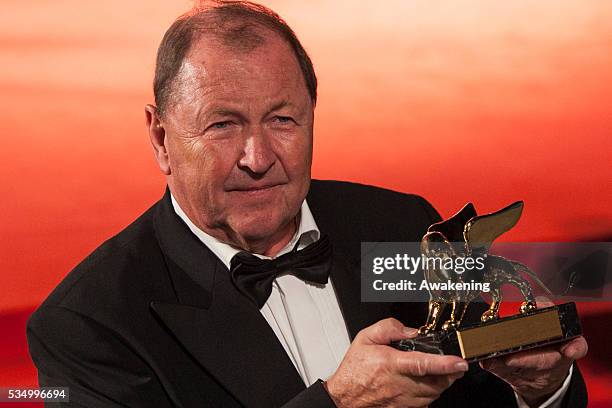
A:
394 351 469 377
357 318 417 345
480 357 505 372
503 347 563 370
559 336 588 360
409 374 461 398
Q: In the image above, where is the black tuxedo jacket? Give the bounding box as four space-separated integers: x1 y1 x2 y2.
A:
27 180 587 407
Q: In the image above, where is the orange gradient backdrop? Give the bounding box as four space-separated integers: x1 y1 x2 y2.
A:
1 1 611 406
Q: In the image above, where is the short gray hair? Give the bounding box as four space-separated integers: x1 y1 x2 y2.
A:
153 1 318 116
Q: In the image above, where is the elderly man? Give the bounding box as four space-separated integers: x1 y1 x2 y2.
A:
27 2 587 407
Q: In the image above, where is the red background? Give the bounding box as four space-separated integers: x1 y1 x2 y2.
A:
1 1 611 406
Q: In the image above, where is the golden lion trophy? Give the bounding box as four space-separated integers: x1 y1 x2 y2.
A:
392 201 582 362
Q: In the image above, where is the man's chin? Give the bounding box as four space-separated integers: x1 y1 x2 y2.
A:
229 215 296 252
234 222 286 242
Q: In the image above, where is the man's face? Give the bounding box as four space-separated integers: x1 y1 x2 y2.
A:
158 32 314 252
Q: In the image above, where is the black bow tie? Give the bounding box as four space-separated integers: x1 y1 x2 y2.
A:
229 234 333 308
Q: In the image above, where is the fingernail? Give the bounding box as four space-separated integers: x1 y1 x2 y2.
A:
455 361 469 372
403 327 418 337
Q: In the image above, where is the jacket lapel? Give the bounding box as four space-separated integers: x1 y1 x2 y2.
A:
150 189 305 407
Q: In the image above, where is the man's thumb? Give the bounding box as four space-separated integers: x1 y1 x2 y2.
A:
357 318 417 345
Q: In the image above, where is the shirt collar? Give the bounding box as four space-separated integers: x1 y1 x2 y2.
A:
170 192 320 270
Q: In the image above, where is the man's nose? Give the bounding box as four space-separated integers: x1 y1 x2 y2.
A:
237 129 276 176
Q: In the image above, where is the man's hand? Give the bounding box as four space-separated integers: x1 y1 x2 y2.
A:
325 318 469 408
480 298 588 407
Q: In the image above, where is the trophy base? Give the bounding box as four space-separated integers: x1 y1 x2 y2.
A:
391 302 582 362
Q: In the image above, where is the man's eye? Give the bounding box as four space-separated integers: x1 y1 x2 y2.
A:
274 116 292 123
211 121 231 129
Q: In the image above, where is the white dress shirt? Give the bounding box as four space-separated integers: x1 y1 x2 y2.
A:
170 193 570 405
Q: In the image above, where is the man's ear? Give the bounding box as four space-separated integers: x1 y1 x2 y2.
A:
145 104 171 175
